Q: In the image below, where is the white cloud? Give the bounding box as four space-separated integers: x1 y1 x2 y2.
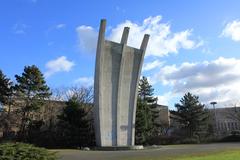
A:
12 23 29 34
143 60 164 71
221 20 240 41
157 92 175 106
45 56 75 78
45 23 66 36
76 15 201 56
109 16 202 57
56 24 66 29
74 77 94 87
76 25 98 53
152 57 240 106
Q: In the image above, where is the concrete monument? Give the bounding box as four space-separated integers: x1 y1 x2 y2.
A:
94 19 149 147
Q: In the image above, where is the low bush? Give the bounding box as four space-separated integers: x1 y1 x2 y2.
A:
147 135 181 145
0 142 57 160
231 130 240 136
199 136 219 143
220 135 240 142
177 137 200 144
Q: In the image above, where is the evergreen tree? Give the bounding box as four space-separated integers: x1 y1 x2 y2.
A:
57 94 94 147
0 69 14 136
171 92 209 138
0 70 14 106
135 76 158 144
14 65 51 140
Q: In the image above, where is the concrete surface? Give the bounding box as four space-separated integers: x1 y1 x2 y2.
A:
57 143 240 160
94 145 144 151
94 19 149 146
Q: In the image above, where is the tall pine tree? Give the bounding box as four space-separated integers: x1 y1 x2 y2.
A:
0 70 14 106
15 65 51 140
0 69 14 136
135 76 159 144
171 92 209 138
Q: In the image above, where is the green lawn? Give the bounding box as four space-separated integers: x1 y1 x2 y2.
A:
127 150 240 160
58 143 240 160
173 150 240 160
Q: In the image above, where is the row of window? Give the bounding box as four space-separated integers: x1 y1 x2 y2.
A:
216 121 240 131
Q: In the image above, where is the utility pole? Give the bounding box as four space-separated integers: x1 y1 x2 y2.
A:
210 101 217 135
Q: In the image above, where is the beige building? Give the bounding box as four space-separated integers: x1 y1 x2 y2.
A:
169 106 240 137
0 100 66 137
0 100 170 138
210 107 240 136
155 104 170 127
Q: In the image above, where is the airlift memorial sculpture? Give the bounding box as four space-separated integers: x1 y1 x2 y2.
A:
94 19 149 147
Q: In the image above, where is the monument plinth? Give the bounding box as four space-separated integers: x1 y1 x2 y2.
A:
94 19 149 147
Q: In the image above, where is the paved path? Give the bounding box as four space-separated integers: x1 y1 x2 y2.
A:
56 143 240 160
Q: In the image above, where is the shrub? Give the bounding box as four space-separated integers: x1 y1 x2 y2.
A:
0 143 57 160
199 136 219 143
178 137 200 144
220 135 240 142
147 135 181 145
231 130 240 136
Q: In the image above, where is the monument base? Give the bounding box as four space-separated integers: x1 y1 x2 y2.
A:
94 145 144 151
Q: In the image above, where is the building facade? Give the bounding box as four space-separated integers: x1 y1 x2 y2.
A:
211 107 240 136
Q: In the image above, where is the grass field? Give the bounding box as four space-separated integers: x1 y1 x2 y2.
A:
173 150 240 160
58 143 240 160
127 150 240 160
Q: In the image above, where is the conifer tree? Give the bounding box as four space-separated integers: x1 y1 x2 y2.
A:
0 69 14 136
171 92 209 138
0 70 14 106
135 76 158 144
57 88 94 147
15 65 51 140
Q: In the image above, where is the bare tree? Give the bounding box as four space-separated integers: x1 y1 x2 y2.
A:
42 86 94 129
224 103 240 123
56 86 95 147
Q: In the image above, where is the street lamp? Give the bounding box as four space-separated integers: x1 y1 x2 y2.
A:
210 101 217 107
210 101 217 135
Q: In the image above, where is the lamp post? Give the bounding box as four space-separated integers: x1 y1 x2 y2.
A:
210 101 217 135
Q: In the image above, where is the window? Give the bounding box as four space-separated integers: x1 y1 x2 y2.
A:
221 123 224 130
231 122 234 130
218 122 221 130
228 122 231 130
235 122 238 130
237 123 240 130
0 103 3 112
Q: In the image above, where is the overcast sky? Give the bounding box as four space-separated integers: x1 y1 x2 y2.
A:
1 0 240 108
